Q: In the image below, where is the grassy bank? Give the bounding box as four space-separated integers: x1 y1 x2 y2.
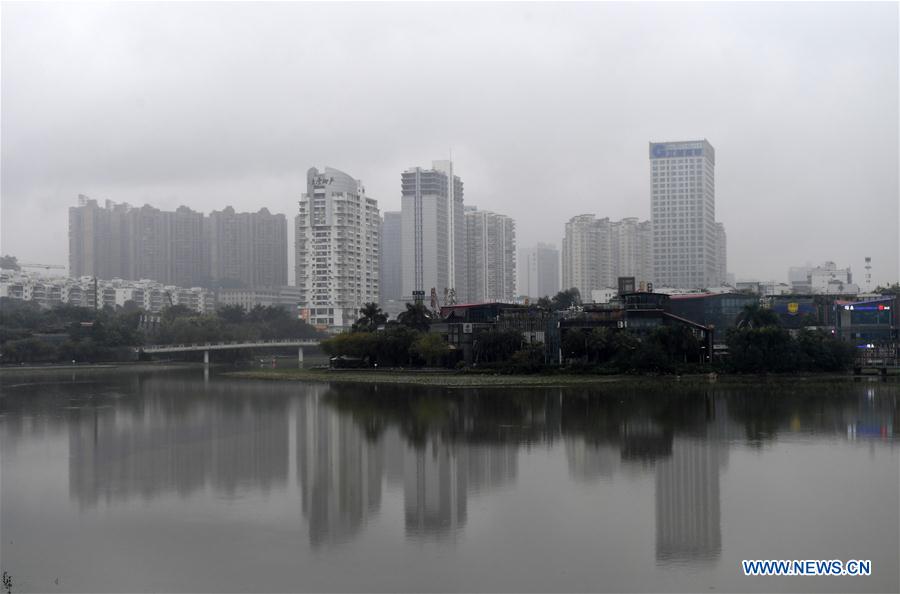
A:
224 367 874 388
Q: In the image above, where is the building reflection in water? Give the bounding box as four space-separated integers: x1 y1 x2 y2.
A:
59 374 897 554
68 375 290 509
296 385 383 547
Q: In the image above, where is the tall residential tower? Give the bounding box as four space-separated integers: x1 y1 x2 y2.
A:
401 160 465 305
464 207 516 303
295 167 380 329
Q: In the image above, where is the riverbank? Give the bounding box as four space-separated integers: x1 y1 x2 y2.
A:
225 367 881 388
0 361 206 375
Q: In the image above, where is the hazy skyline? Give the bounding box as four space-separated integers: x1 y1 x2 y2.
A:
2 2 898 285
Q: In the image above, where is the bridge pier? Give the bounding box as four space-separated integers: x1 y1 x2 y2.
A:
203 350 209 366
298 347 304 368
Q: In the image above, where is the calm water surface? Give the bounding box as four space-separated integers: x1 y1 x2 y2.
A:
1 369 898 593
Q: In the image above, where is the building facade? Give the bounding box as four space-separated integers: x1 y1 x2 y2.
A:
464 207 516 303
714 222 727 286
295 167 380 329
650 140 718 289
562 215 652 300
518 243 560 301
69 196 287 289
207 207 287 288
401 160 466 305
379 211 403 305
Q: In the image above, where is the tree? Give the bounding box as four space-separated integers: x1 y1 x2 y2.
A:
411 332 451 367
0 255 20 270
352 302 387 333
217 304 246 324
475 328 523 363
397 302 433 332
875 283 900 295
736 303 780 329
726 326 795 373
550 288 581 311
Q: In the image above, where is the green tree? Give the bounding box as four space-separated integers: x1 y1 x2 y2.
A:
550 288 581 311
736 303 780 329
475 328 523 363
0 255 20 270
397 302 433 332
726 326 795 373
352 302 387 333
217 304 246 324
411 332 451 367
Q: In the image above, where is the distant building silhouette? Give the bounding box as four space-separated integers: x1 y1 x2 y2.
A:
518 242 560 300
464 206 516 303
68 195 287 289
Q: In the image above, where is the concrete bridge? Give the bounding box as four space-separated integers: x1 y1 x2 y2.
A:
137 338 321 365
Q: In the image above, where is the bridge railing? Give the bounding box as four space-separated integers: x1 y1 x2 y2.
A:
139 338 320 351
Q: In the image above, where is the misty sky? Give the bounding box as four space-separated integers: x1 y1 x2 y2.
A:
2 2 898 286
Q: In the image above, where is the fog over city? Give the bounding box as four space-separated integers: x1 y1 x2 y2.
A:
1 2 897 285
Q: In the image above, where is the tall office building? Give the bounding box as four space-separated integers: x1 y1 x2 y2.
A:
650 139 717 289
464 207 516 303
518 243 560 300
562 215 651 299
401 160 465 305
295 167 380 329
379 211 403 304
207 207 288 288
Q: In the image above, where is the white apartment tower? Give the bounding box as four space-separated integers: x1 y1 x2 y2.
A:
401 160 466 304
295 167 380 329
650 140 717 289
465 207 516 303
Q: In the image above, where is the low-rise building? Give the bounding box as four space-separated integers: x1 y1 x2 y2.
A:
0 270 213 314
217 286 303 315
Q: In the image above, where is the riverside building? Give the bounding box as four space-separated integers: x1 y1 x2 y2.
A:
295 167 380 330
401 160 466 305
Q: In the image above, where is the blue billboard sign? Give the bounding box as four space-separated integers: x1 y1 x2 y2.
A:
651 144 704 159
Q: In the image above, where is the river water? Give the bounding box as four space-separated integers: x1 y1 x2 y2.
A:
1 368 897 593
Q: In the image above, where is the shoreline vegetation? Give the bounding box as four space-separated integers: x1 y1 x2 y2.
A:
225 367 891 388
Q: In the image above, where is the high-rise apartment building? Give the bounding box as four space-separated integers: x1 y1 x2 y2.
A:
207 207 288 288
613 217 653 284
464 207 516 303
714 222 727 286
650 140 717 289
517 243 560 300
379 211 403 304
401 160 465 304
69 196 286 289
295 167 380 329
68 195 131 280
562 215 651 299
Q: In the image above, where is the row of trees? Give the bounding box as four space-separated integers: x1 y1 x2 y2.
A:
0 298 323 364
321 300 858 374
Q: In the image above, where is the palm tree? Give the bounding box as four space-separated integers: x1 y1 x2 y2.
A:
397 302 433 332
736 303 780 329
352 302 387 332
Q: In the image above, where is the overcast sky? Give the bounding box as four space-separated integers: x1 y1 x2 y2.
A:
2 2 898 286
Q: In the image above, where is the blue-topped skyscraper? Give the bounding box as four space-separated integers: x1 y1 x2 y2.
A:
650 139 722 289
